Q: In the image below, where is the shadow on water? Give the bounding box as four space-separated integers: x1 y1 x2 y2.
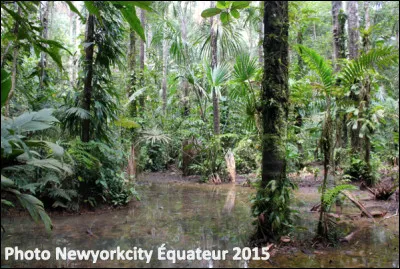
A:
1 182 399 268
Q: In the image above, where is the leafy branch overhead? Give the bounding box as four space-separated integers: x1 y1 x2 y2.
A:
75 1 154 41
201 1 250 24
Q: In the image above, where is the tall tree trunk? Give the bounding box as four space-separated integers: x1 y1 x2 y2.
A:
317 97 333 238
181 2 191 176
347 1 361 153
126 30 137 179
332 1 346 72
261 1 289 187
161 38 168 113
39 1 50 89
4 5 21 116
69 9 77 86
210 1 220 135
139 9 146 111
347 1 360 59
127 30 137 117
332 1 348 151
363 1 373 185
81 14 94 143
257 1 290 240
258 1 263 67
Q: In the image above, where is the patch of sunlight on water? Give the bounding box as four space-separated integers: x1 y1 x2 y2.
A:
1 182 399 268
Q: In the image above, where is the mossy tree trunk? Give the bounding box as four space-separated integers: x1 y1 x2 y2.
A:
254 1 290 241
261 1 289 189
81 14 94 143
139 9 146 112
347 1 362 153
210 1 220 135
181 2 191 176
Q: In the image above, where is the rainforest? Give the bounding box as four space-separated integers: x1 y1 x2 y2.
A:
1 1 399 268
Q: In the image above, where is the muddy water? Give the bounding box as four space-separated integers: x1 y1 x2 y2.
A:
1 182 399 268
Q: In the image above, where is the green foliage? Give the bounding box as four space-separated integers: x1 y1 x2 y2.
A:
1 109 72 231
66 138 138 207
201 1 250 25
1 69 12 107
251 178 297 240
344 155 376 186
321 184 357 212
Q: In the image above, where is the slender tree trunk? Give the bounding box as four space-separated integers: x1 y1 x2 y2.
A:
139 9 146 111
347 1 361 153
210 1 220 135
39 1 50 89
161 38 168 112
81 14 95 142
317 97 333 238
257 1 290 240
363 1 373 184
347 1 360 59
4 5 21 116
69 9 77 86
258 1 263 67
127 30 137 117
331 1 348 150
181 2 191 176
126 30 137 179
332 1 346 72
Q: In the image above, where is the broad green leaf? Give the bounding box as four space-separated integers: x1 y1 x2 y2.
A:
113 1 154 12
65 1 84 21
201 8 222 18
120 6 146 41
84 1 101 18
1 69 12 107
220 11 230 24
231 1 250 9
231 9 240 19
216 1 228 9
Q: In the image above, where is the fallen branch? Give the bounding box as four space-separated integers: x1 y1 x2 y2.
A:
379 209 399 223
339 228 361 243
341 190 374 219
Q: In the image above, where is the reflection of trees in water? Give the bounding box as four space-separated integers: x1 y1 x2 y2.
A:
223 185 236 214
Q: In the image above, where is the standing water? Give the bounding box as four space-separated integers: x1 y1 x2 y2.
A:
1 181 399 268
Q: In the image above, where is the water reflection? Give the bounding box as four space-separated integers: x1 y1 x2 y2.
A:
1 183 399 268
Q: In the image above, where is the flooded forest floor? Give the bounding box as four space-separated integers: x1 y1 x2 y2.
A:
1 169 399 268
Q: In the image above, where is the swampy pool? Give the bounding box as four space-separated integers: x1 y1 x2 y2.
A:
1 180 399 268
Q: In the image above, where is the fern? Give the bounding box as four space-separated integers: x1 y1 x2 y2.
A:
296 45 334 91
339 46 399 86
322 184 357 211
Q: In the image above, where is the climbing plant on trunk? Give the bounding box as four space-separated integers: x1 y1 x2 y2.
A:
251 1 293 242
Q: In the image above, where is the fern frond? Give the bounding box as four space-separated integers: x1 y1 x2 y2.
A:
339 46 399 86
322 184 357 211
296 45 334 91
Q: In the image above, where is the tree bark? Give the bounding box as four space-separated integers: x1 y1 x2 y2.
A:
347 1 361 153
39 1 50 89
139 9 146 111
127 30 137 117
81 14 95 142
4 5 21 116
181 2 191 176
332 1 346 72
69 8 77 86
347 1 360 60
258 1 263 67
261 1 289 188
210 1 220 135
161 38 168 112
256 1 289 240
127 30 137 179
